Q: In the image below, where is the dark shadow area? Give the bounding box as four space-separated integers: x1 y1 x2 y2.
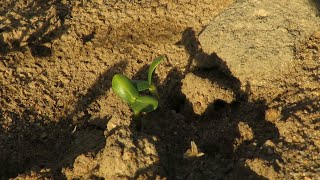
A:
272 88 320 160
0 0 71 58
0 2 73 178
272 86 320 124
0 108 72 178
131 27 283 179
0 108 106 179
131 64 152 83
309 0 320 16
280 96 320 123
0 60 129 178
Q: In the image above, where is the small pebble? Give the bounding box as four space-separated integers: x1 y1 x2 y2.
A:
40 132 48 139
267 148 273 154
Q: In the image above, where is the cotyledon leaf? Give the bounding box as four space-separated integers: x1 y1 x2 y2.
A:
131 80 150 91
112 74 139 104
148 55 165 85
130 95 158 115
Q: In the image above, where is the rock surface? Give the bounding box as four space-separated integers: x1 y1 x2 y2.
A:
199 0 320 93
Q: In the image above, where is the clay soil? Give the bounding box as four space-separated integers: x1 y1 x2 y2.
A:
0 0 319 179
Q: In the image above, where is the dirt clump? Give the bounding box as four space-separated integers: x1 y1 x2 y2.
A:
182 73 235 115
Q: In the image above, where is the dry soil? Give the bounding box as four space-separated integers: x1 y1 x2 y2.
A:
0 0 319 179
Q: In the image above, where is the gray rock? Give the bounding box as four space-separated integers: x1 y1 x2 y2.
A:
199 0 320 93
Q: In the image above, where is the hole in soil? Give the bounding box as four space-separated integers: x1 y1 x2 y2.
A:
82 31 95 44
168 93 186 113
213 99 228 111
30 44 52 57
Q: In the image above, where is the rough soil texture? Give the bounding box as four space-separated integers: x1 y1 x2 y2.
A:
0 0 319 179
199 0 320 99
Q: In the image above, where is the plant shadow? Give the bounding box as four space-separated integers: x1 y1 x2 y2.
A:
132 27 284 179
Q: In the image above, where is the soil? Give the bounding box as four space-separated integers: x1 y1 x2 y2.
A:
0 0 319 179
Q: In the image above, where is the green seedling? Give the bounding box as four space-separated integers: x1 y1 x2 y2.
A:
112 55 165 116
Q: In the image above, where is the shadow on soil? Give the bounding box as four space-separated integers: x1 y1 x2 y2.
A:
131 28 284 179
69 61 128 120
0 0 73 178
272 87 320 155
0 108 71 178
309 0 320 15
0 0 71 58
0 61 128 179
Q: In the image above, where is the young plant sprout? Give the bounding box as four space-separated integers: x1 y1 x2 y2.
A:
112 55 165 116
